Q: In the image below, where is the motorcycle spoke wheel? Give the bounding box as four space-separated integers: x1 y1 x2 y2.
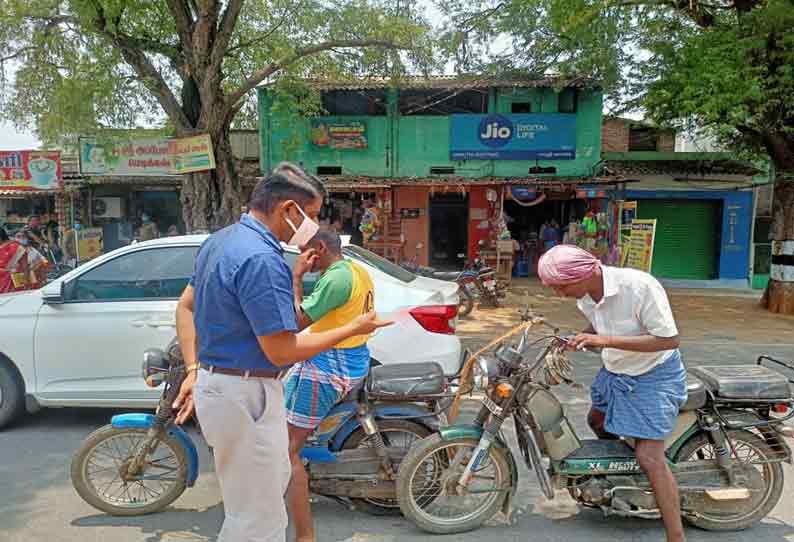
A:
674 429 784 531
71 426 188 516
342 420 431 514
398 436 510 534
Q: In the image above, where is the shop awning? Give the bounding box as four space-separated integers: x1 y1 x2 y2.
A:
242 175 630 191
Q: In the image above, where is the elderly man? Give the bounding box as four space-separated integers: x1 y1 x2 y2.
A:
284 227 374 542
538 245 687 542
173 164 391 542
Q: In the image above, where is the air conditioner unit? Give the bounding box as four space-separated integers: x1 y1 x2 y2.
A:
92 197 123 218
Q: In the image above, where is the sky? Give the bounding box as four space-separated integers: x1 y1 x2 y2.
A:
0 122 39 150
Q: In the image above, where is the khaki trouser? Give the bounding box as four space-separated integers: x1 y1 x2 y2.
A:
195 369 291 542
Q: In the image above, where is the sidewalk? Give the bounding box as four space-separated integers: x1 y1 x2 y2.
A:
458 278 794 352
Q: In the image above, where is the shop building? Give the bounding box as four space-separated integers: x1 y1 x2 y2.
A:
603 149 768 287
258 76 613 267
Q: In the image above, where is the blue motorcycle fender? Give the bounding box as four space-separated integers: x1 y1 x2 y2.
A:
111 413 200 488
330 403 441 452
439 424 518 515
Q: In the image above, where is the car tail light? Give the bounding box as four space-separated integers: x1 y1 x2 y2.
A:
410 305 458 334
774 403 789 414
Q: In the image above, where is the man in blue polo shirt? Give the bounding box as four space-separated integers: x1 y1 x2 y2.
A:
173 163 390 542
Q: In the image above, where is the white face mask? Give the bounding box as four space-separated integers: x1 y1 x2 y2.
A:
285 202 319 247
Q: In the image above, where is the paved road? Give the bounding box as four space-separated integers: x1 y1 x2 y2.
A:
2 341 794 542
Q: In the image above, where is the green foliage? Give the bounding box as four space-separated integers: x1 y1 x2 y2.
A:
436 0 794 167
0 0 433 146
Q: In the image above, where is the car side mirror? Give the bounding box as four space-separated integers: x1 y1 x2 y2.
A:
41 281 65 305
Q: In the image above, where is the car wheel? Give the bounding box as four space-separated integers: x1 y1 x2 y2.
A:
0 362 25 430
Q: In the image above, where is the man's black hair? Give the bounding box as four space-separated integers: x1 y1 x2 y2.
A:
309 227 342 256
272 162 328 200
249 162 324 214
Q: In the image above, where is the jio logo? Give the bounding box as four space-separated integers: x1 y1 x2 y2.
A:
478 114 513 148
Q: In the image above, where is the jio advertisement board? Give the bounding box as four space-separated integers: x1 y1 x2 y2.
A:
449 114 576 160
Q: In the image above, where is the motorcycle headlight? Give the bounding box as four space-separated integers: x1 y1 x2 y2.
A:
142 348 168 387
472 356 499 391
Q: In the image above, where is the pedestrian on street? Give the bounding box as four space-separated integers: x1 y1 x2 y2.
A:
284 227 375 542
0 227 30 294
538 245 686 542
138 213 159 241
173 163 391 542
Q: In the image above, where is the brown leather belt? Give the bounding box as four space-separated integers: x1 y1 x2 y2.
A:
199 362 280 379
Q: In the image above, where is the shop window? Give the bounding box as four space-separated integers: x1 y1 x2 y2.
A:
399 89 488 116
628 127 659 151
317 166 342 176
558 88 578 113
321 90 387 116
511 102 532 114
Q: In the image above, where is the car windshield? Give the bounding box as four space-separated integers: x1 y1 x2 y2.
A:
342 245 416 283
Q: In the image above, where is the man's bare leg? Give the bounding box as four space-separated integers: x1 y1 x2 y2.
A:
287 424 315 542
635 439 685 542
587 408 620 440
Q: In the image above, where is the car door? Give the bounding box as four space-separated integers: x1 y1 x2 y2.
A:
33 244 199 408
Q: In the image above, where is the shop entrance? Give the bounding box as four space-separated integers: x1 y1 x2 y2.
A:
429 193 468 268
637 199 721 280
503 196 611 274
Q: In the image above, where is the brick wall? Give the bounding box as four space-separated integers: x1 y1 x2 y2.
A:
601 118 630 152
601 117 678 153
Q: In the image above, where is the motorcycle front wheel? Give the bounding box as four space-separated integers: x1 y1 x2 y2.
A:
71 425 188 516
397 434 511 534
674 429 784 531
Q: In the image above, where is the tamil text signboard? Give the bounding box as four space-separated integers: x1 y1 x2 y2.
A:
79 135 216 176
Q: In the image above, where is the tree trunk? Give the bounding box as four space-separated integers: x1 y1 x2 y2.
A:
180 126 244 233
762 174 794 314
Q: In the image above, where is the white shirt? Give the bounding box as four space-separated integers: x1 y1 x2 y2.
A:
577 266 679 376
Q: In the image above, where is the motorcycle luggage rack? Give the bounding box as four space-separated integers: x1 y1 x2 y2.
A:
758 355 794 385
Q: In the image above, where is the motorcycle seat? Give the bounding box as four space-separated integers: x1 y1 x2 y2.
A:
689 365 791 401
431 271 461 281
681 373 707 411
367 362 446 398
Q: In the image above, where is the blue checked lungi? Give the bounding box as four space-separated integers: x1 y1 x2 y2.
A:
284 345 370 429
591 350 687 440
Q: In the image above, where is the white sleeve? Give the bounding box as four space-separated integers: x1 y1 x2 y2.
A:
637 279 679 338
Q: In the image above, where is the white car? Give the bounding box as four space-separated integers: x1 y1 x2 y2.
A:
0 235 464 429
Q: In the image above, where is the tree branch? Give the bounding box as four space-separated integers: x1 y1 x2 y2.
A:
87 0 192 129
209 0 243 73
165 0 195 62
224 39 406 113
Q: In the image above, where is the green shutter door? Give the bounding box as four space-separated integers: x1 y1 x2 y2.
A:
636 199 720 280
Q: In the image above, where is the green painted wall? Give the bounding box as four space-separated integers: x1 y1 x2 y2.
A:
258 86 603 179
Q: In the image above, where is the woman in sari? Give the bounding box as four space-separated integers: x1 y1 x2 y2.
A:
0 228 31 294
15 229 50 289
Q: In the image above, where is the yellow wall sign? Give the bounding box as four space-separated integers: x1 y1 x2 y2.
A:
168 134 217 174
625 219 657 273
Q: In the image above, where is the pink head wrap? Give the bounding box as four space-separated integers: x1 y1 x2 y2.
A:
537 245 600 286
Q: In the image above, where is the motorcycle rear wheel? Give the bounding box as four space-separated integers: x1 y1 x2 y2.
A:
342 419 431 515
674 429 784 531
71 425 188 516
